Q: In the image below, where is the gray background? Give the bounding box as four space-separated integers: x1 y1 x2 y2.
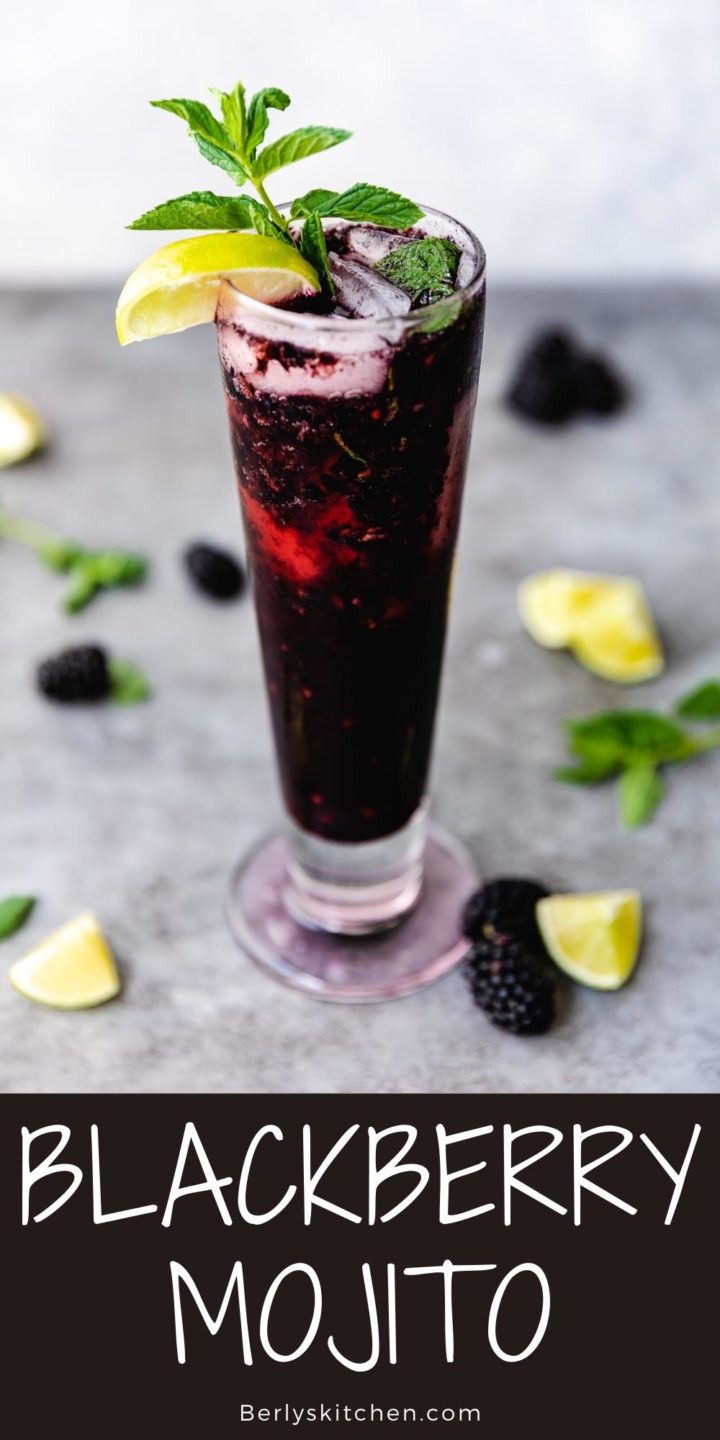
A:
1 282 718 1092
1 0 718 285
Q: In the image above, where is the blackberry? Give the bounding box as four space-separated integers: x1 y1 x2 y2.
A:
184 542 245 600
576 353 627 415
37 644 110 703
462 877 548 948
505 329 580 424
465 937 555 1035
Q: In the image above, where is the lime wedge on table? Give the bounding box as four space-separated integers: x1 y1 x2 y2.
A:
518 569 663 683
116 233 319 345
537 890 642 990
8 913 121 1009
0 393 46 467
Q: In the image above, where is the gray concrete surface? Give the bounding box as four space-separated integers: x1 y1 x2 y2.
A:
0 285 718 1093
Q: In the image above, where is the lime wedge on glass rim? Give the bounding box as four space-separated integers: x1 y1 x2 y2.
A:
116 233 320 345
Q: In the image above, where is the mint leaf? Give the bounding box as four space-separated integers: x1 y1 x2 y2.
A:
0 895 35 942
151 97 247 183
246 200 287 243
554 757 621 786
255 126 351 178
313 183 423 227
211 82 246 150
674 679 720 721
246 87 291 153
375 236 460 306
290 189 340 220
556 695 720 829
618 764 666 829
63 550 148 614
299 213 333 295
566 711 691 766
108 658 151 706
128 190 255 230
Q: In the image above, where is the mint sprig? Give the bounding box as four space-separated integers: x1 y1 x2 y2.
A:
0 507 148 613
128 80 424 296
556 682 720 828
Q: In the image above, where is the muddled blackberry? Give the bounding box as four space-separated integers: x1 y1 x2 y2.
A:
506 329 580 424
506 327 627 424
462 877 548 948
37 644 110 703
465 937 555 1035
184 541 245 600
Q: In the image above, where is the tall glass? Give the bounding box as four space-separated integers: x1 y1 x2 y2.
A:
218 208 486 999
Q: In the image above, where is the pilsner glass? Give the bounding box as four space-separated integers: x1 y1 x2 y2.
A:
218 208 486 999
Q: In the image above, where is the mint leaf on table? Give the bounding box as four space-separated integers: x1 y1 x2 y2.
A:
62 549 149 614
375 236 460 306
254 126 352 178
108 658 152 706
674 679 720 721
0 507 149 613
565 710 692 766
0 895 35 942
554 757 622 786
299 212 334 295
556 691 720 828
618 763 666 829
128 191 255 230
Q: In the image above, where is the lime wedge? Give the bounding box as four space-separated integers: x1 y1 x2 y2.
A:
519 569 663 683
572 583 663 683
0 393 46 467
518 569 611 648
116 233 319 345
537 890 642 990
8 912 121 1009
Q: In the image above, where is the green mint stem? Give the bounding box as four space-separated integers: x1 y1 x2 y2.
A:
252 177 288 232
0 510 80 569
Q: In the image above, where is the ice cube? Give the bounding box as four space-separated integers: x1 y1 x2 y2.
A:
343 224 409 267
329 255 412 319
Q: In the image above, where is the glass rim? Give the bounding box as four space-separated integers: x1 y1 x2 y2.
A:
219 203 486 334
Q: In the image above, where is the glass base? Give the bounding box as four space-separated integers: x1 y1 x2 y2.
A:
226 825 478 1002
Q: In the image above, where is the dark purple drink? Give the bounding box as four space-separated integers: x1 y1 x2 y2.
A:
217 209 485 882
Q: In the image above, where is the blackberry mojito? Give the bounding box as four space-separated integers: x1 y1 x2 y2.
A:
117 76 485 991
217 213 484 866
